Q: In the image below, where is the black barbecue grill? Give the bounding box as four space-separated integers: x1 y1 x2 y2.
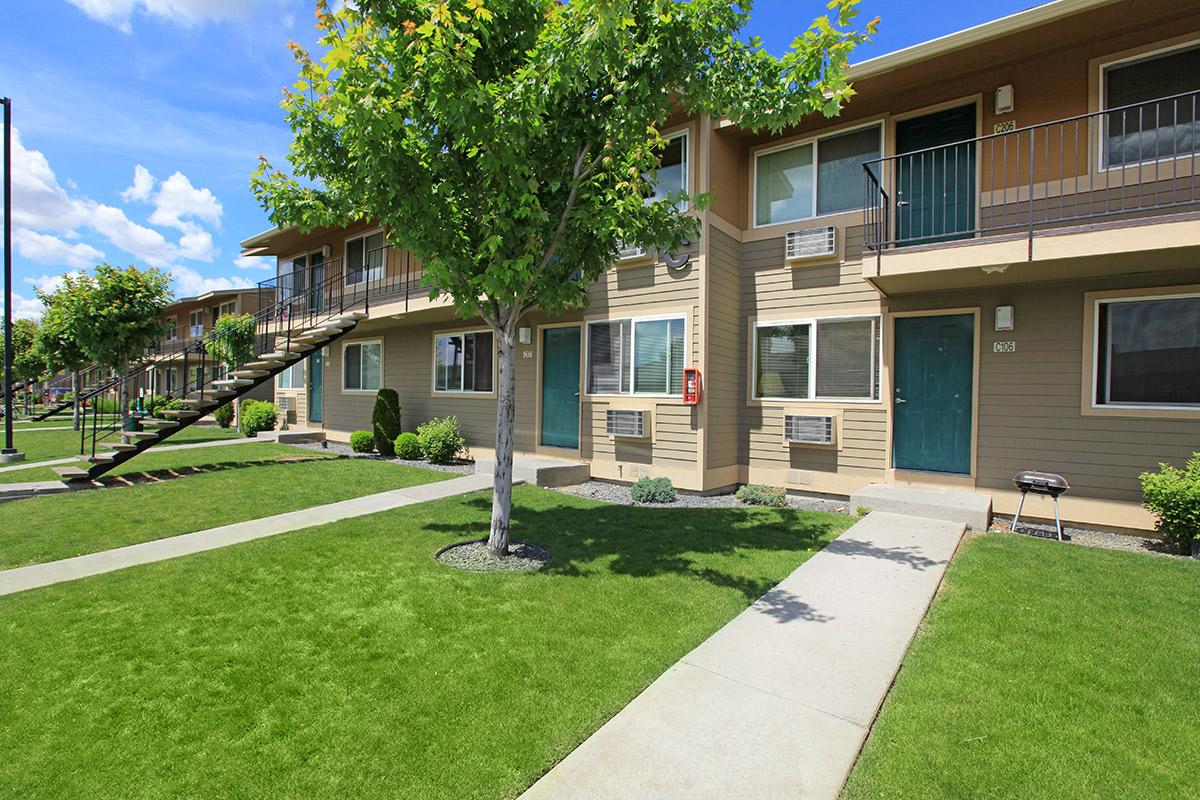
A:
1012 471 1070 541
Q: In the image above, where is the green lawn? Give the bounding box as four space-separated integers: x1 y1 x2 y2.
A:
0 423 240 469
842 534 1200 800
0 458 448 569
0 487 852 799
0 436 287 484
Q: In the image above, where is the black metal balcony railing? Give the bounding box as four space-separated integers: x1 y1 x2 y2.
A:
862 89 1200 267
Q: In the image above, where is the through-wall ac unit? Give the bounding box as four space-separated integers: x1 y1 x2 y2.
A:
606 409 647 438
785 226 837 261
276 396 292 413
617 242 649 261
784 414 835 446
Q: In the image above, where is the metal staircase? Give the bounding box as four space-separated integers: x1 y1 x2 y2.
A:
54 268 375 483
29 365 109 421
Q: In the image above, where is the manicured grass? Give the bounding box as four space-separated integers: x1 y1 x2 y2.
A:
842 534 1200 800
0 424 241 469
0 437 290 484
0 458 448 569
0 487 852 799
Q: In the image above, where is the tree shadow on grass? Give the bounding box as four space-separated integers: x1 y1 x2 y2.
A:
426 494 846 605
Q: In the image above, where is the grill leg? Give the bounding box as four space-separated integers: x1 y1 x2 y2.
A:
1012 491 1027 535
1053 496 1063 542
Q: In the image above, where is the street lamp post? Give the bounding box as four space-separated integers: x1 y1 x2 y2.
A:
1 96 24 464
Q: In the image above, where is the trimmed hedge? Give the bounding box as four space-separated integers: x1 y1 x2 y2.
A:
417 416 465 464
735 484 788 508
350 430 376 454
238 399 278 438
394 431 421 460
631 476 676 504
372 388 402 457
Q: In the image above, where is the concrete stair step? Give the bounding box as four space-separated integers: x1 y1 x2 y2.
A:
121 431 160 441
242 360 284 370
178 399 219 408
99 442 138 452
139 419 179 429
231 369 269 379
213 378 254 388
52 466 91 481
475 455 590 488
184 390 235 400
158 409 200 419
88 453 117 464
850 484 993 530
258 351 303 362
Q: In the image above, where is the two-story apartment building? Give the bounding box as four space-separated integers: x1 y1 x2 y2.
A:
239 0 1200 532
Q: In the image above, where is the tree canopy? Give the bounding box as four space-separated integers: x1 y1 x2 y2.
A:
68 265 173 373
34 276 92 377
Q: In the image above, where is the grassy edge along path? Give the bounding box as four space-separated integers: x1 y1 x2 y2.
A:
0 456 449 569
0 425 242 475
842 533 1200 800
0 487 854 799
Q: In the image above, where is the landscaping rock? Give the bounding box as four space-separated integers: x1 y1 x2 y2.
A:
288 440 475 475
555 480 852 514
436 540 550 573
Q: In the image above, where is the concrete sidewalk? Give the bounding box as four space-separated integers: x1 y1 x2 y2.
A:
520 511 965 800
0 472 494 596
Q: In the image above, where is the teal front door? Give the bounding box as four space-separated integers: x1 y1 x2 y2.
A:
541 327 580 449
896 104 977 246
308 348 324 424
893 314 974 474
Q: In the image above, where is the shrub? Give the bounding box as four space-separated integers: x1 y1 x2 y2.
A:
149 398 186 420
1140 453 1200 553
350 430 376 454
213 402 234 428
394 431 421 460
857 505 872 518
631 476 676 504
372 388 402 457
735 483 788 508
417 416 465 464
238 399 278 438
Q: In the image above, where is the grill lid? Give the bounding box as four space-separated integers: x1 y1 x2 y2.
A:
1012 470 1070 496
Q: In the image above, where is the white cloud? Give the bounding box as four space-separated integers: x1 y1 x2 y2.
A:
170 265 251 297
66 0 280 32
120 164 155 203
148 171 223 233
11 292 44 322
23 271 88 296
9 129 87 234
14 231 105 271
233 254 272 271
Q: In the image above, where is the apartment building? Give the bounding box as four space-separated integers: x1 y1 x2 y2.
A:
239 0 1200 531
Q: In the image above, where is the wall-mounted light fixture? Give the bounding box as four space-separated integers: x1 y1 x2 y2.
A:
995 305 1015 331
518 327 533 345
996 84 1014 115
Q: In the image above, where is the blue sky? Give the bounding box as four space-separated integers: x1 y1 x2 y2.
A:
0 0 1036 317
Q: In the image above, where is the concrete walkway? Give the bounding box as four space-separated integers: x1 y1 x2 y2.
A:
0 434 270 476
521 511 965 800
0 472 494 596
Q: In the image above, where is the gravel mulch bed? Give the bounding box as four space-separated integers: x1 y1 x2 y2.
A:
288 440 475 474
991 516 1187 559
555 480 854 514
436 539 551 572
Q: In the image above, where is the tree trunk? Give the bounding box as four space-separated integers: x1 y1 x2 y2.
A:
118 363 131 431
71 370 81 431
487 324 518 556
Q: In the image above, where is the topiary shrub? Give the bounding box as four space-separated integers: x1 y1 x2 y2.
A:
372 388 402 457
238 399 278 438
735 483 788 508
1140 453 1200 554
213 402 234 428
350 430 376 454
417 416 465 464
631 476 676 504
394 431 421 460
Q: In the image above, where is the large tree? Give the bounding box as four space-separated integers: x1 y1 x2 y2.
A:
4 318 42 414
35 277 93 430
254 0 873 555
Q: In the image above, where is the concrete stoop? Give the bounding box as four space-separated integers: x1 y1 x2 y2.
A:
851 483 992 530
474 455 590 488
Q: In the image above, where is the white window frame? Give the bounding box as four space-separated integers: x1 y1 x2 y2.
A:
751 121 885 229
344 228 386 286
341 339 384 393
277 360 305 391
1098 37 1200 172
163 316 177 341
585 313 689 399
1090 291 1200 410
648 130 689 211
217 300 237 317
187 309 205 338
431 328 497 394
752 314 882 403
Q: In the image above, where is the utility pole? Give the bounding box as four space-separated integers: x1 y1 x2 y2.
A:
1 97 24 463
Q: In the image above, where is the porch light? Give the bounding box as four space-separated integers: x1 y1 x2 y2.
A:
995 305 1014 331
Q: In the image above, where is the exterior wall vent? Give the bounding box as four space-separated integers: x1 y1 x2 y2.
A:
617 242 649 261
784 414 835 446
785 226 837 260
606 408 647 438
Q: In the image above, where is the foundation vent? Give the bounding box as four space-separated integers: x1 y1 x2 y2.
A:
785 414 835 446
606 409 647 438
785 226 837 261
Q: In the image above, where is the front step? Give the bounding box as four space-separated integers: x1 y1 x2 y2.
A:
850 484 993 531
52 466 92 482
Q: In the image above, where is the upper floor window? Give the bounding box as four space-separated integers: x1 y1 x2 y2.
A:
343 340 383 392
188 309 204 337
1094 293 1200 408
434 330 494 393
647 132 688 210
755 124 881 227
754 316 880 401
587 316 686 396
217 300 236 318
347 230 386 285
1103 44 1200 168
163 317 177 341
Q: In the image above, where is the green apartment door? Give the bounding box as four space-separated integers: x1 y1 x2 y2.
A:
896 104 977 246
308 348 324 424
893 314 974 474
541 327 580 449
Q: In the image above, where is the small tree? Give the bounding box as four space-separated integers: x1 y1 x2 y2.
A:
204 313 257 374
254 0 872 554
4 319 42 414
372 388 402 456
69 265 173 426
35 277 93 430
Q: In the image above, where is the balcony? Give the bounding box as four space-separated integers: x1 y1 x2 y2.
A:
862 90 1200 292
258 249 432 325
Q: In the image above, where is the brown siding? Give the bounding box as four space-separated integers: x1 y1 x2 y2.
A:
706 229 743 470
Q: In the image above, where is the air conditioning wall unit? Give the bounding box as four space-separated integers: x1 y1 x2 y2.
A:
606 408 648 438
784 414 835 446
785 226 837 261
617 242 650 261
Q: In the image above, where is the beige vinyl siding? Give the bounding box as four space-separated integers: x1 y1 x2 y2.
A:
888 270 1200 504
705 229 743 469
